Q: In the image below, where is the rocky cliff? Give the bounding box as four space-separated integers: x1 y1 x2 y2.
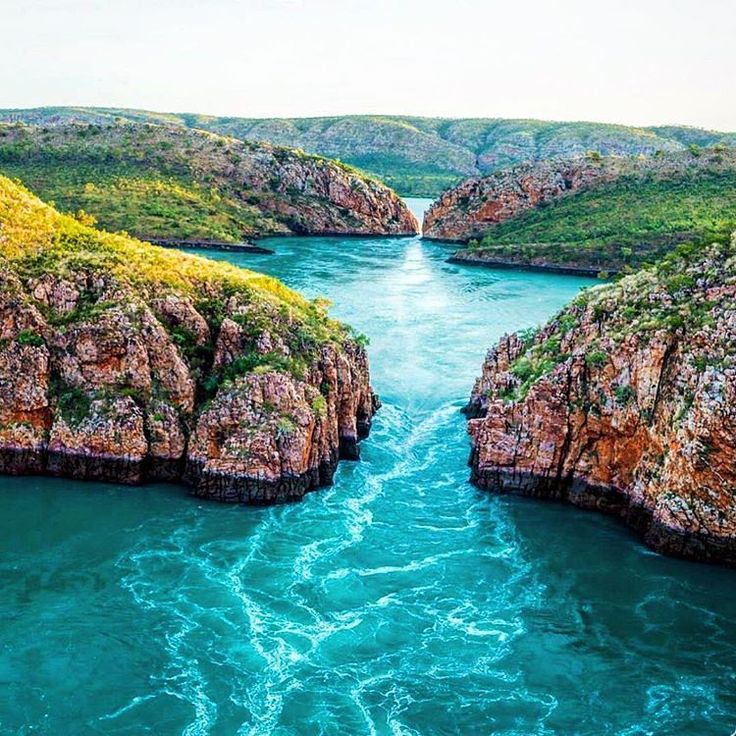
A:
423 156 616 242
426 150 736 275
465 236 736 565
2 107 735 196
0 176 377 502
0 123 417 243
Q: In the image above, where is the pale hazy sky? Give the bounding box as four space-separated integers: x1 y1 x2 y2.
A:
3 0 735 130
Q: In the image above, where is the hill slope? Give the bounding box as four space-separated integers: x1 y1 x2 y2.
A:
0 175 377 501
0 122 417 243
425 150 736 274
2 107 735 196
465 235 736 566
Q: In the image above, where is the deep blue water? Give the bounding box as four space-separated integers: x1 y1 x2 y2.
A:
1 199 735 735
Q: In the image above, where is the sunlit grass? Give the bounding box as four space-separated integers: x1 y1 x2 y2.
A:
0 175 346 345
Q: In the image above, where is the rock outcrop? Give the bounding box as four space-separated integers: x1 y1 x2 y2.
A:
424 157 614 242
423 151 736 243
0 176 377 503
465 235 736 566
0 123 418 242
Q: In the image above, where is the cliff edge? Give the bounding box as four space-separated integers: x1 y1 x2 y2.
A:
0 176 378 502
465 235 736 565
0 123 418 243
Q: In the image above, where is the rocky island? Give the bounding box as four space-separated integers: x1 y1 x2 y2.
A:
425 150 736 275
0 175 378 502
0 122 418 245
464 235 736 565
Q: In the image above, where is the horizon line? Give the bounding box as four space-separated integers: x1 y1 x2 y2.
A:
1 104 734 135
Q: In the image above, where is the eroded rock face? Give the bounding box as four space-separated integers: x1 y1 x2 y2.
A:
186 342 376 503
422 151 736 242
423 158 615 241
0 173 380 503
0 268 377 503
246 150 420 236
465 238 736 566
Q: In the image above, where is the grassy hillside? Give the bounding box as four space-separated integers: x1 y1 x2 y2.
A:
0 171 354 393
461 154 736 273
2 107 735 196
0 172 358 390
0 174 326 323
0 122 415 244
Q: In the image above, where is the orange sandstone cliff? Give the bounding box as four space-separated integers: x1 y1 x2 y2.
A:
0 176 377 502
423 157 620 242
465 236 736 565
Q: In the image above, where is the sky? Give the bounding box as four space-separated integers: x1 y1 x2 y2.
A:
2 0 735 130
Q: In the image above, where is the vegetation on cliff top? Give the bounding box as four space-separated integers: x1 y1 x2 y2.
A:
459 150 736 274
2 107 735 196
0 175 376 499
0 122 413 244
498 233 736 403
467 228 736 565
0 174 350 359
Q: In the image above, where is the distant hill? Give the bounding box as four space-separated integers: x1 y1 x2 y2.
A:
1 107 735 196
0 122 417 243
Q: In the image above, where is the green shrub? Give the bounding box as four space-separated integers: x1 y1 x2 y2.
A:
57 386 92 426
312 394 328 417
516 326 539 348
16 328 44 346
510 357 534 382
276 416 296 436
614 385 635 405
586 350 608 367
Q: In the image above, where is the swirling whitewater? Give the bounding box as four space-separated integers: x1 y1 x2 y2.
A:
1 201 735 735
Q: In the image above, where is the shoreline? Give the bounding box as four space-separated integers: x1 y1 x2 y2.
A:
146 238 276 254
469 463 736 568
256 229 419 241
150 230 421 253
447 251 613 278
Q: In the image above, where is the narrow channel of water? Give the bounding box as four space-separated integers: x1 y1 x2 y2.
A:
1 199 734 735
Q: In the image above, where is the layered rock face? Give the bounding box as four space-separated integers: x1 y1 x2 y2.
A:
423 151 736 242
424 157 613 241
465 237 736 566
0 176 377 503
0 123 418 241
246 145 418 236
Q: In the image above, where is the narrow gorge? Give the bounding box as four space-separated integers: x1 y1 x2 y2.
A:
4 0 736 732
3 195 735 734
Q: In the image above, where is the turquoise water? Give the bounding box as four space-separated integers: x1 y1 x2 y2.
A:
2 199 735 735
